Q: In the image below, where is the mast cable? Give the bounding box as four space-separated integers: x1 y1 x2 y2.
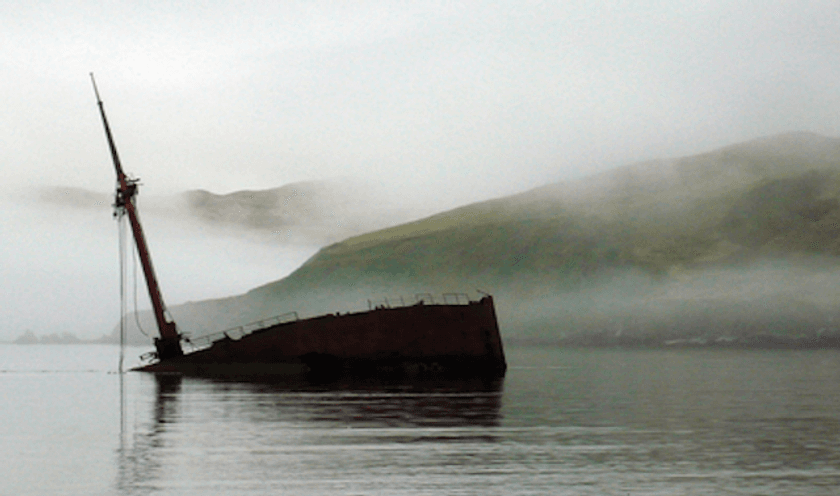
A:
118 209 126 373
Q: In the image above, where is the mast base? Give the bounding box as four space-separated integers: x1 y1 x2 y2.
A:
154 337 184 361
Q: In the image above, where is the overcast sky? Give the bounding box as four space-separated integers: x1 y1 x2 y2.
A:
2 0 840 340
3 0 839 204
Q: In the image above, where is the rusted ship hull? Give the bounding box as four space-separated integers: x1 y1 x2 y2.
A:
136 295 507 378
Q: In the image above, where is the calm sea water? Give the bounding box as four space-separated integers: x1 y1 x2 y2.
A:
2 344 840 495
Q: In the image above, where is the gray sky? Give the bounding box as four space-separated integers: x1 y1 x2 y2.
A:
4 0 839 201
2 0 840 340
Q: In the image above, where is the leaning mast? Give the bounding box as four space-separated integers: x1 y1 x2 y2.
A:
91 74 183 360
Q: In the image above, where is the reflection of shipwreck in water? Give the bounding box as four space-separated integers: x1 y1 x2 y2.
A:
116 374 182 494
142 373 505 427
115 374 504 492
201 374 506 428
91 75 507 378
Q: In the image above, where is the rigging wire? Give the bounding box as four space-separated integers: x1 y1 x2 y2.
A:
118 212 128 438
118 209 126 374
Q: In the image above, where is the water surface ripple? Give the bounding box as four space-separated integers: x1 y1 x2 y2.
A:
2 345 839 495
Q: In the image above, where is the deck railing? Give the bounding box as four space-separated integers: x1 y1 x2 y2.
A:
183 311 299 352
181 292 483 353
366 292 474 310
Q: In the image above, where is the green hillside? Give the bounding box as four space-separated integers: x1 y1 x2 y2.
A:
118 132 840 347
255 133 840 286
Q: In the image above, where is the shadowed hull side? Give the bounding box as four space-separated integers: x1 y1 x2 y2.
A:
135 296 507 378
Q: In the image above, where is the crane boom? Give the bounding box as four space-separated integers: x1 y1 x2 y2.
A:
91 74 183 360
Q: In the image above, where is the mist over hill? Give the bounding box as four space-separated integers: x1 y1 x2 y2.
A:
37 179 431 245
112 132 840 348
182 180 433 244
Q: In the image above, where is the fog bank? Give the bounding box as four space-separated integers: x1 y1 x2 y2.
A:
0 193 318 340
501 259 840 344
